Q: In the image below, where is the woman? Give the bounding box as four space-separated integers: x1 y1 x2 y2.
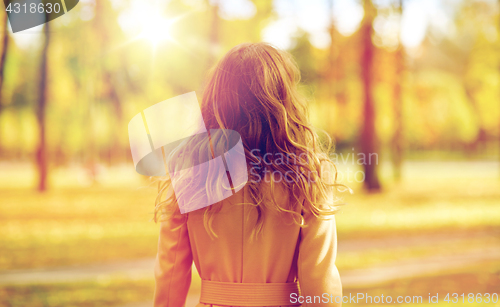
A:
152 42 346 307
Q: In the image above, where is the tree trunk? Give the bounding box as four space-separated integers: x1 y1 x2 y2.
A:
391 0 404 181
36 14 50 191
0 11 9 155
95 1 122 166
327 0 336 102
360 0 381 192
207 0 220 67
326 0 347 141
327 0 337 137
463 83 487 154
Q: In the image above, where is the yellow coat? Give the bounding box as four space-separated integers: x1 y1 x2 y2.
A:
153 182 342 307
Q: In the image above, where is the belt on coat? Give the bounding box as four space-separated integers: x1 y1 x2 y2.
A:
200 280 300 306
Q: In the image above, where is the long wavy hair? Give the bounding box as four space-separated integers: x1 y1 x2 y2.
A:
152 42 348 238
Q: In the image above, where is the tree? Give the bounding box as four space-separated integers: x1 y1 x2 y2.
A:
327 0 346 106
359 0 381 191
0 10 9 154
207 0 220 67
325 0 349 143
327 0 337 102
91 0 124 170
391 0 404 181
36 12 51 191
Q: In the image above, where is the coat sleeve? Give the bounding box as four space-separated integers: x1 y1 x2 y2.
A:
153 207 193 307
297 208 342 306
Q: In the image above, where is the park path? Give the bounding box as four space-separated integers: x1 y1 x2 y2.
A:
0 230 499 306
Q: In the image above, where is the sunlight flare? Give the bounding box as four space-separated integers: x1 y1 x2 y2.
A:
138 11 174 47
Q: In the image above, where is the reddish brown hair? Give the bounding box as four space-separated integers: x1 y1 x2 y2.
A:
154 42 347 238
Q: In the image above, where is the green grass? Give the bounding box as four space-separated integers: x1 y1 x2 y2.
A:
0 161 499 306
1 162 500 270
343 261 500 307
335 187 500 239
0 185 160 270
336 236 500 271
0 277 155 307
334 162 500 238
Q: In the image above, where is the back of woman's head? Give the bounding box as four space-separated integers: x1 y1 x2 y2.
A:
200 42 307 149
155 42 345 237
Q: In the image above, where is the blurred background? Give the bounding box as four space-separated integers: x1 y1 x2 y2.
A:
0 0 499 306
